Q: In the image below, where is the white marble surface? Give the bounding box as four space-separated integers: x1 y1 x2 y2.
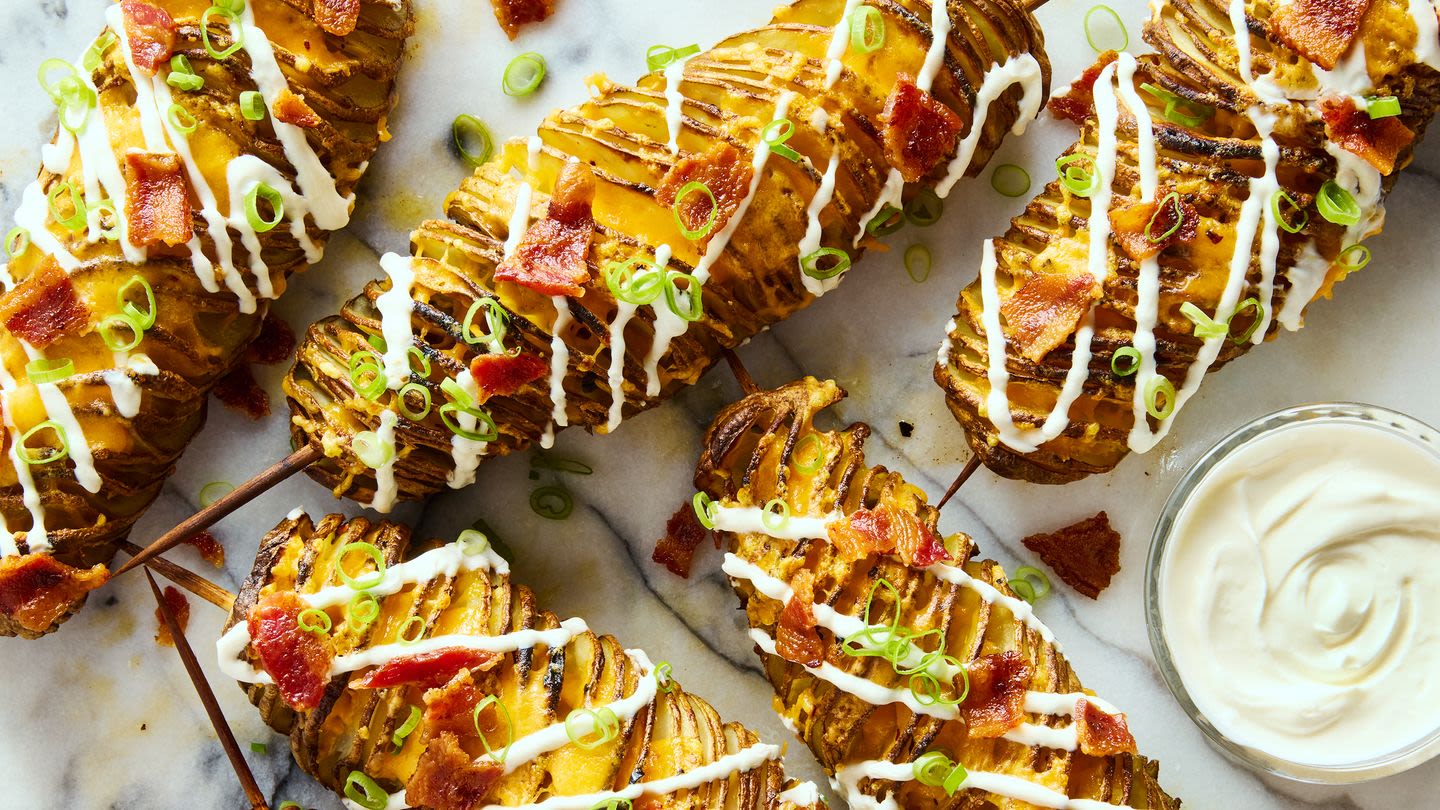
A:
2 0 1439 808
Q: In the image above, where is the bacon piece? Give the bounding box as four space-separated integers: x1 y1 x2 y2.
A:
891 513 950 568
1001 271 1101 363
247 314 297 365
1075 698 1138 756
0 259 89 349
962 651 1033 737
125 151 192 248
423 671 486 738
353 647 503 690
652 501 710 578
313 0 361 36
1321 97 1414 176
1109 192 1199 262
1021 511 1122 599
826 505 949 568
406 731 504 810
247 591 333 710
490 0 557 39
494 162 596 296
1268 0 1371 71
154 585 191 647
657 142 753 242
273 89 323 129
0 553 108 634
120 0 177 75
213 365 270 419
184 530 226 569
775 569 824 668
881 75 963 182
470 352 548 401
1048 51 1120 125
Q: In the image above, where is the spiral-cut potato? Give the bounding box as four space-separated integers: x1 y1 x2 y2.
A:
694 378 1179 809
935 0 1440 483
0 0 412 637
283 0 1048 508
224 513 827 810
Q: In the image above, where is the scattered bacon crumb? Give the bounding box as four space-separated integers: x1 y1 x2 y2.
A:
1021 511 1122 600
247 591 334 710
313 0 361 37
494 162 596 296
0 552 108 634
1048 51 1120 125
125 151 192 248
962 651 1034 737
120 0 177 75
353 648 503 689
658 142 754 242
247 314 298 365
423 671 486 738
775 569 824 668
1321 96 1414 176
213 365 270 419
1075 698 1138 756
470 352 548 402
880 75 963 182
273 89 323 129
1109 191 1199 262
490 0 557 39
652 501 710 578
184 530 226 568
826 505 949 568
0 259 90 349
1001 270 1102 364
1268 0 1371 71
154 585 191 647
406 731 504 810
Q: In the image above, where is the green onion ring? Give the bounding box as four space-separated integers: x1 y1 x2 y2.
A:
904 244 932 283
1012 565 1051 602
914 751 955 789
801 247 851 281
20 420 69 465
1179 301 1229 340
239 90 266 121
201 6 245 61
244 182 285 233
119 275 158 330
48 182 88 232
849 5 885 53
349 352 386 400
472 695 514 764
37 58 79 103
1337 243 1371 270
1364 95 1401 119
335 541 388 590
589 800 633 810
1228 296 1265 344
1269 189 1306 234
462 298 510 352
1139 82 1213 127
761 118 801 162
663 270 704 321
1144 375 1176 420
297 607 332 634
199 480 234 508
692 491 718 529
165 67 204 92
654 661 675 693
530 485 573 520
347 591 380 628
990 163 1031 198
1316 180 1361 227
83 32 117 73
904 189 943 227
502 52 547 97
1055 153 1100 198
792 433 825 475
671 181 719 241
604 259 665 306
99 314 145 352
397 616 426 645
343 771 388 810
25 357 74 386
4 227 29 259
88 198 120 241
1110 346 1141 377
406 345 431 378
865 204 905 237
440 401 499 443
1083 4 1128 52
1144 191 1184 243
457 528 491 556
352 428 394 469
166 103 198 135
646 43 700 73
392 705 422 748
452 114 494 167
565 706 620 750
760 498 791 533
397 382 432 421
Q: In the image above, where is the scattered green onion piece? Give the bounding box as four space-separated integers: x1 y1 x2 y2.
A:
502 52 547 97
452 114 494 167
566 707 620 750
25 357 74 386
166 103 199 134
530 485 573 520
866 204 905 237
904 244 932 283
908 671 951 706
692 491 718 529
343 771 388 810
1316 180 1361 226
201 6 245 61
88 198 120 241
439 402 499 443
990 163 1031 198
20 420 69 465
250 742 268 754
904 189 943 227
1179 302 1229 340
455 529 493 560
335 541 387 590
1145 191 1183 243
646 43 700 72
199 480 233 508
83 32 117 73
1228 297 1265 344
57 83 95 134
405 346 431 379
1011 566 1051 603
462 298 510 352
472 695 514 764
393 705 422 748
99 315 145 352
349 352 386 400
761 118 800 162
663 270 704 322
352 429 394 469
245 182 285 233
397 616 426 645
792 433 825 475
532 454 593 475
849 5 885 53
671 181 719 241
942 761 969 795
1269 189 1306 234
397 382 432 421
169 54 203 88
347 591 380 628
801 247 851 281
1139 82 1213 127
1364 95 1401 119
604 259 665 306
239 90 266 121
655 661 675 693
914 751 955 789
1056 153 1100 198
368 334 388 353
279 803 301 809
1083 4 1128 52
119 275 158 330
1144 375 1176 420
297 607 332 634
166 66 204 92
590 801 633 810
48 182 87 232
37 59 79 103
1338 243 1371 270
4 227 29 259
760 498 791 533
1111 346 1141 377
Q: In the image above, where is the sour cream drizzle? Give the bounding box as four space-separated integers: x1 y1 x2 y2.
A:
834 759 1137 810
364 409 400 512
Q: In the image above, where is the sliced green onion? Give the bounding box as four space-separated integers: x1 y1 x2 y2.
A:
530 485 573 520
239 90 266 121
692 491 718 529
1144 375 1176 420
604 259 665 306
368 334 388 353
343 771 388 810
655 661 675 693
1179 302 1228 340
4 227 29 259
406 346 431 379
397 616 426 644
1364 95 1401 119
215 0 246 11
762 118 800 162
1228 296 1265 344
393 705 422 748
166 103 199 134
990 163 1031 198
397 382 432 421
1316 180 1360 226
250 742 268 754
25 357 74 385
462 298 510 352
48 182 87 232
1145 191 1184 243
502 52 547 97
347 591 380 628
801 247 851 281
792 433 825 475
532 454 593 475
849 6 885 53
565 706 620 750
297 607 332 634
866 204 905 237
440 401 499 442
646 43 700 72
199 480 233 507
351 429 394 469
663 270 704 321
472 695 514 764
280 802 301 809
904 189 943 226
1111 346 1140 376
904 244 932 283
83 32 117 73
458 528 491 556
335 541 387 590
590 801 633 810
760 498 791 533
1083 4 1128 52
99 314 145 351
20 421 69 465
166 60 204 92
88 198 120 242
1338 243 1371 270
1010 566 1051 604
1269 189 1306 234
1139 82 1213 128
672 181 719 241
119 275 158 330
914 751 954 789
57 82 96 134
453 114 494 167
1056 153 1099 198
942 760 969 795
201 6 245 61
37 59 79 102
245 182 285 233
349 351 386 400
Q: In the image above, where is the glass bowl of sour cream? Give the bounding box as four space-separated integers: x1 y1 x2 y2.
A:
1146 402 1440 783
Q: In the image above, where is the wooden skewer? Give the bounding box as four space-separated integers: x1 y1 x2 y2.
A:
144 569 270 810
1024 0 1051 11
722 348 760 396
116 539 236 612
114 443 322 578
936 456 982 510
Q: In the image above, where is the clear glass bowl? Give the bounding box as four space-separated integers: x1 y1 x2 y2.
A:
1144 402 1440 784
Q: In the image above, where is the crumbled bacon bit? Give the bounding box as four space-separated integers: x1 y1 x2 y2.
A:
1048 51 1120 125
352 648 502 690
470 352 548 401
1021 511 1122 599
313 0 361 37
1109 192 1199 262
423 671 486 738
0 552 108 634
825 505 949 568
1321 96 1414 176
213 365 270 419
0 259 89 348
657 142 753 241
1001 271 1101 364
406 731 504 810
1268 0 1371 71
490 0 557 39
1075 698 1138 756
120 0 177 75
125 151 192 248
962 651 1033 737
652 501 710 578
881 75 963 182
775 569 824 668
184 531 226 569
273 89 323 129
246 314 297 365
494 162 596 296
154 585 190 647
247 591 333 710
